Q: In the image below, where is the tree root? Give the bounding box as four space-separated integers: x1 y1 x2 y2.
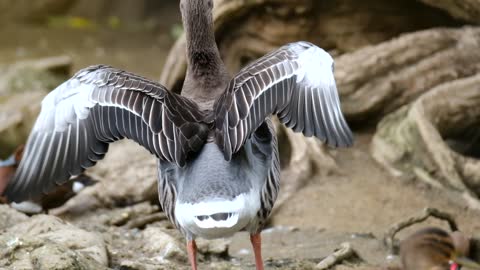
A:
336 26 480 122
271 122 339 214
371 73 480 208
160 0 463 95
420 0 480 24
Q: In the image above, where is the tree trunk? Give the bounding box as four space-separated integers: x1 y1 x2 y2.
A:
420 0 480 24
160 0 462 93
371 74 480 208
336 27 480 122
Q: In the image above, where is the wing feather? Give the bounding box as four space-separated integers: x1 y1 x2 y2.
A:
215 41 353 160
4 65 209 202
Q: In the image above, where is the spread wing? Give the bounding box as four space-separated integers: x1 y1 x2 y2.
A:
214 41 353 160
5 65 209 202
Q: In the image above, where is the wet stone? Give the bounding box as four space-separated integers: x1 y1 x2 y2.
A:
0 210 108 269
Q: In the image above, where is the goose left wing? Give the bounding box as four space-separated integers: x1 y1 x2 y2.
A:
214 41 353 160
4 65 209 202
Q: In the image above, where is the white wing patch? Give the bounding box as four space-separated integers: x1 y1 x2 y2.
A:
34 78 139 133
296 46 335 88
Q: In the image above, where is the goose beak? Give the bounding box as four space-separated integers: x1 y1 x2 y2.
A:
454 256 480 269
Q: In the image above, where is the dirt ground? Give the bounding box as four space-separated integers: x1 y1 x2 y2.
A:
273 132 480 235
224 132 480 269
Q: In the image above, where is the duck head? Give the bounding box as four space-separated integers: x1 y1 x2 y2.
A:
450 231 480 270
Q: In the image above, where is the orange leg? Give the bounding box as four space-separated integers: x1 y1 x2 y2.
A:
187 240 198 270
250 233 264 270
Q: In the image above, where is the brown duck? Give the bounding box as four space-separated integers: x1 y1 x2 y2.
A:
400 227 480 270
0 145 23 203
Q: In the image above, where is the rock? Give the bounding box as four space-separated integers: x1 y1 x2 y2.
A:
0 0 75 23
48 187 102 218
0 91 45 157
85 140 159 207
0 56 71 157
140 226 187 263
0 212 108 269
0 56 71 96
107 202 160 227
0 237 108 270
48 140 158 218
109 225 187 269
0 204 28 230
196 238 230 256
29 241 103 270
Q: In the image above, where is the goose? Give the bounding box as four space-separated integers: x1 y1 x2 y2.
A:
2 0 353 269
400 227 480 270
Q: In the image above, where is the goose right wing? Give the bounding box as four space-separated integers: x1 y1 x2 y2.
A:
214 42 353 160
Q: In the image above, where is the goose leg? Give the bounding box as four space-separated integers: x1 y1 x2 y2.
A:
187 240 198 270
250 233 264 270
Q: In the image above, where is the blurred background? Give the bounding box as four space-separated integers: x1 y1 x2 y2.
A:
0 0 180 76
0 0 480 269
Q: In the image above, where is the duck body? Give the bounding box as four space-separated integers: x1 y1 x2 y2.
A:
400 227 480 270
3 1 353 269
400 227 454 270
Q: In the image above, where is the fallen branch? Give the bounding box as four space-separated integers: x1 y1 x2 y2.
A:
315 242 355 269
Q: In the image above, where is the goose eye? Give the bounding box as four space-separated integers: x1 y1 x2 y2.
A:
331 63 335 73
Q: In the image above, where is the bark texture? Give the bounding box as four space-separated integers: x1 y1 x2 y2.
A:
336 27 480 122
420 0 480 24
160 0 461 93
371 74 480 208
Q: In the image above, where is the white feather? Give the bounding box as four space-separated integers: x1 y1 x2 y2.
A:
34 77 137 134
72 181 85 193
296 46 335 88
175 189 260 239
193 213 239 229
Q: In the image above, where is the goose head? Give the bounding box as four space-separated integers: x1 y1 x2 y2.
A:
450 231 480 270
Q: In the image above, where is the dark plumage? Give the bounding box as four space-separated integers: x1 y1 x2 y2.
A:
400 227 480 270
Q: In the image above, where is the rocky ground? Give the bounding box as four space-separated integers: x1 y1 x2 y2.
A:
1 11 480 270
2 135 479 270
